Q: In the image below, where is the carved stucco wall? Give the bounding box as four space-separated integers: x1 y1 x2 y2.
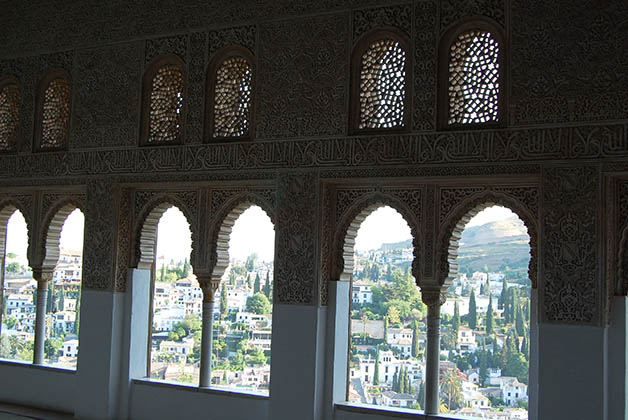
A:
0 1 623 326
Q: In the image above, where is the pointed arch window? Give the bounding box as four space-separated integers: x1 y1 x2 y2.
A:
35 70 71 151
351 30 410 133
141 56 185 145
206 47 255 140
440 18 506 128
0 78 21 152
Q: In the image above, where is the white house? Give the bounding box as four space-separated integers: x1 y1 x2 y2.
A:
458 327 477 352
351 282 372 304
380 391 415 408
63 339 79 358
387 328 414 357
53 311 76 333
500 377 528 406
159 338 194 363
153 307 185 331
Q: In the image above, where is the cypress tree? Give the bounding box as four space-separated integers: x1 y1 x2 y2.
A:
525 299 530 322
384 316 389 342
515 303 525 337
521 335 529 360
418 381 425 408
246 274 252 289
452 301 460 337
392 371 399 392
160 264 165 282
58 288 65 312
499 277 508 309
486 293 494 335
468 290 477 330
46 282 55 313
411 322 420 359
399 367 406 394
373 347 380 385
220 284 228 319
264 271 271 299
254 273 261 293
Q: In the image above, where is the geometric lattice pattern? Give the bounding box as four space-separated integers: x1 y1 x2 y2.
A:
0 83 21 151
358 39 406 130
148 65 184 143
448 30 500 125
213 56 252 138
40 78 71 149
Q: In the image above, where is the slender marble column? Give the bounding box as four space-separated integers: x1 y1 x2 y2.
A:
33 271 52 365
423 289 444 415
198 276 220 388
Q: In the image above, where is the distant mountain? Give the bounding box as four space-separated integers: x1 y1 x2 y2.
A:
460 216 528 247
379 239 412 251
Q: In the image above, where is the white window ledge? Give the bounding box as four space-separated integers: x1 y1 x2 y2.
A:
335 402 489 420
132 378 269 400
0 359 76 374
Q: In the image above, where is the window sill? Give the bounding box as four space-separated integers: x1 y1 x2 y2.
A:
335 403 492 420
0 359 76 374
132 378 269 400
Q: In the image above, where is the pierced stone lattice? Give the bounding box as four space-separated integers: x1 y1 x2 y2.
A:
148 65 184 143
448 30 500 125
41 78 71 149
213 56 252 138
358 39 406 129
0 84 20 151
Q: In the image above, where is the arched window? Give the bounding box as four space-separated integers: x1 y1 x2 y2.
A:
35 70 71 151
351 30 410 133
141 56 185 145
439 18 505 128
0 78 21 152
0 209 33 362
206 47 255 140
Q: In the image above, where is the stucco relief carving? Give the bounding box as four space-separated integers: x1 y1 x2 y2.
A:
257 14 348 139
414 0 437 131
186 31 206 145
542 166 600 325
145 35 188 64
440 0 505 31
82 179 118 290
436 187 539 291
73 43 141 149
615 181 628 297
208 25 256 59
115 188 132 292
1 124 627 180
352 4 412 40
274 172 319 305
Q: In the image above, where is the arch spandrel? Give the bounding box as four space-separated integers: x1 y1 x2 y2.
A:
207 191 276 284
37 195 85 270
134 194 198 270
436 189 539 289
331 191 421 286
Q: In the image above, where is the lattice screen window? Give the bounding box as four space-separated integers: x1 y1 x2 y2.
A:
213 56 252 138
40 78 71 149
448 30 500 125
148 65 184 143
0 83 21 151
358 39 407 130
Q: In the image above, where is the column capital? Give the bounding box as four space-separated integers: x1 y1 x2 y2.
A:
196 274 221 302
421 288 446 307
31 269 54 284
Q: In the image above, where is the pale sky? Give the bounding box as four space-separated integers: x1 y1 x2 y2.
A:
155 205 275 264
4 204 516 264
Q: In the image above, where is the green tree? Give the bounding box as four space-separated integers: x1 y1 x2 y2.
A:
254 273 261 293
441 368 463 410
220 284 228 319
417 381 425 408
452 301 460 339
5 262 20 273
248 347 267 365
383 316 389 342
246 293 271 314
46 282 55 314
515 303 525 337
373 347 380 385
468 290 477 330
160 264 165 282
245 253 257 272
486 293 494 335
411 321 420 359
521 335 529 360
73 287 81 335
399 367 406 394
246 274 252 289
392 371 399 392
263 271 271 299
387 305 401 326
499 277 508 309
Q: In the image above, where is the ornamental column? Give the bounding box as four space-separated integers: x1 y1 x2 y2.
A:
197 275 220 388
422 288 445 415
32 270 53 365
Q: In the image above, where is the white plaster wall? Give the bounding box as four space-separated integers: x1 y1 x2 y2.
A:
0 362 75 414
606 296 627 420
538 323 605 420
129 381 269 420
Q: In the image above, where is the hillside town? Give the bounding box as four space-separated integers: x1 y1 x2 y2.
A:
348 219 531 420
0 249 82 368
149 254 273 393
